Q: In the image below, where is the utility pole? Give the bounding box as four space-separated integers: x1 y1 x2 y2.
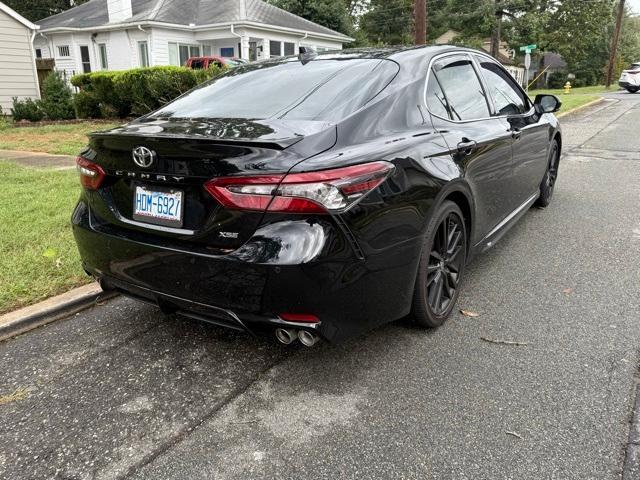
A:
490 0 502 59
414 0 427 45
606 0 626 88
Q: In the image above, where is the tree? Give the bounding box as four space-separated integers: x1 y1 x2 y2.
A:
269 0 355 36
359 0 413 45
544 0 615 84
3 0 89 21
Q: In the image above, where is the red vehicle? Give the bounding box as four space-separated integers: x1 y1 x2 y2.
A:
186 56 246 69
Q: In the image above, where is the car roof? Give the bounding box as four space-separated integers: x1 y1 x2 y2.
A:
310 45 475 63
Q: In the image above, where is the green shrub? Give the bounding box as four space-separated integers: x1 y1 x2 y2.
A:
11 97 44 122
70 64 227 118
547 71 567 89
39 72 75 120
73 90 101 118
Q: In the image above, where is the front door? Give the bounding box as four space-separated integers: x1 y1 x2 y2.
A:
79 45 91 73
425 54 516 244
473 55 549 205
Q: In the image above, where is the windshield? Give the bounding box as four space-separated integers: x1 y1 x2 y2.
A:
151 58 399 122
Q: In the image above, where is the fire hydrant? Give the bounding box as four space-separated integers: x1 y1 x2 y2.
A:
564 81 572 94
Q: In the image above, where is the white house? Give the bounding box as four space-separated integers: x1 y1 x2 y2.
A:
33 0 354 80
0 1 40 113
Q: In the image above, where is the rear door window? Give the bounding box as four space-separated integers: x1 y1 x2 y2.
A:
431 55 490 121
425 74 451 120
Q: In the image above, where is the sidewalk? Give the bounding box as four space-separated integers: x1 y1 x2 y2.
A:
0 149 75 169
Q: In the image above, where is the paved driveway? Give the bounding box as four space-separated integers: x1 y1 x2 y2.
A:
1 92 639 480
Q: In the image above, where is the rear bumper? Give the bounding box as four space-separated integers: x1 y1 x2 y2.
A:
72 201 422 342
619 81 638 89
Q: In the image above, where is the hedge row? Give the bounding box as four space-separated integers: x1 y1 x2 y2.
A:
71 65 225 119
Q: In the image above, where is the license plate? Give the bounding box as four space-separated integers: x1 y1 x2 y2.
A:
133 186 184 228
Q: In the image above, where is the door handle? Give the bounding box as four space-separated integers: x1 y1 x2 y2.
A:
456 138 477 155
511 128 522 140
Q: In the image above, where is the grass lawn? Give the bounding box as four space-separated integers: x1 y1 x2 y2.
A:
0 161 90 314
528 85 617 114
0 121 120 156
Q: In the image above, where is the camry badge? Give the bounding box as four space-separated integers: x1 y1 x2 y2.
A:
132 146 156 168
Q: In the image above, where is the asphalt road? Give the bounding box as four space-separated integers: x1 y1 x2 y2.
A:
1 92 640 480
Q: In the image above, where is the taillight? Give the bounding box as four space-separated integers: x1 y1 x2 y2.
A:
204 161 394 214
76 156 105 190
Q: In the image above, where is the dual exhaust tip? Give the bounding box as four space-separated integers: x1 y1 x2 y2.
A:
275 328 319 347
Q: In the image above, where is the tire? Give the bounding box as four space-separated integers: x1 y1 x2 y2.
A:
412 200 467 328
626 87 639 93
535 139 560 208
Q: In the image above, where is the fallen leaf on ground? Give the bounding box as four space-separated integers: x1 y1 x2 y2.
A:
0 387 30 406
505 431 523 439
55 258 63 268
460 309 480 318
42 248 57 259
562 287 574 295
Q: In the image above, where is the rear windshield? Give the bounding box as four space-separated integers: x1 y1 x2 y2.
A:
150 58 399 122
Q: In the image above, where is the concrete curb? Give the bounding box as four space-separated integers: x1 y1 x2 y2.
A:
623 381 640 479
556 97 607 118
0 283 118 342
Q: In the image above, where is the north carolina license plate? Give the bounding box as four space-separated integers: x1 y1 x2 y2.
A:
132 186 183 227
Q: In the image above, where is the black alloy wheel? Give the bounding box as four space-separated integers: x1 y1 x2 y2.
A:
413 200 467 327
535 139 560 208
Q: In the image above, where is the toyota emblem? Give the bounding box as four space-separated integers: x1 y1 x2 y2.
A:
132 146 156 168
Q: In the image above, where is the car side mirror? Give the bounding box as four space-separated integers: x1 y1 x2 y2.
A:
534 94 562 114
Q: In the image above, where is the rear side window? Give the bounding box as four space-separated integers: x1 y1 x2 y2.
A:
431 56 490 121
151 59 399 122
425 74 451 119
476 57 529 115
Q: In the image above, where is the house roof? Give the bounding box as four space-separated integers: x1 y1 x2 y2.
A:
36 0 352 41
0 1 39 30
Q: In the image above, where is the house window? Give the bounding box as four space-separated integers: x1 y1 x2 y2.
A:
79 45 91 73
202 45 212 56
138 41 149 67
98 43 108 69
269 41 281 57
35 48 42 58
57 45 70 57
168 42 200 66
220 47 234 58
283 42 295 56
268 41 295 58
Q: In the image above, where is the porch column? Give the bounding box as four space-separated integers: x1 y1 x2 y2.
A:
260 39 270 60
240 35 250 60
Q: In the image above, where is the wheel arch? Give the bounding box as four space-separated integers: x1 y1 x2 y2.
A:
553 131 562 157
429 180 476 256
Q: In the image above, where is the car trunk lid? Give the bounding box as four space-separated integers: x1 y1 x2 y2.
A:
84 118 335 251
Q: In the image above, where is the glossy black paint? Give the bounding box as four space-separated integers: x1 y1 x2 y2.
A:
72 46 561 343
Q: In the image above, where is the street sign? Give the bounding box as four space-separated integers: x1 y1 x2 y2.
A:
524 53 531 70
519 44 537 52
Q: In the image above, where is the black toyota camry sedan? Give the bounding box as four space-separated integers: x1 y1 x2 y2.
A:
72 46 562 346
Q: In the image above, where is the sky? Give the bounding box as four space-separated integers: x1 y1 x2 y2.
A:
629 0 640 15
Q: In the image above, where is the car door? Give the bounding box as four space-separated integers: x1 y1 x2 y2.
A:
425 53 516 245
473 55 550 206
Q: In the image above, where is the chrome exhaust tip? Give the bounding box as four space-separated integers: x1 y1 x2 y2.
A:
298 330 319 347
275 328 297 345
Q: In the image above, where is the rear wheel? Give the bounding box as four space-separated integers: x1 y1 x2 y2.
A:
626 87 639 93
412 200 467 328
535 139 560 208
